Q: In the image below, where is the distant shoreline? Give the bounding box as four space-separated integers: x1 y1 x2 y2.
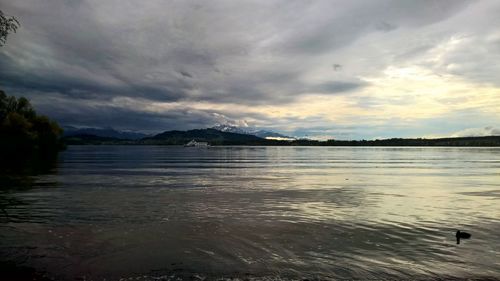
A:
62 134 500 147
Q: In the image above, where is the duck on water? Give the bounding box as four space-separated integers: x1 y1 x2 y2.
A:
456 230 471 244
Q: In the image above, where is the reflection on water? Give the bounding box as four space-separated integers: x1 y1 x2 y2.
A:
1 146 500 280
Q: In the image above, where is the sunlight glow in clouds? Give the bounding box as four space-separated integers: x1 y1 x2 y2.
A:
0 0 499 139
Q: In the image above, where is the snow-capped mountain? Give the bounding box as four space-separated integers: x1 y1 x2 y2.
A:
211 124 295 140
211 124 249 134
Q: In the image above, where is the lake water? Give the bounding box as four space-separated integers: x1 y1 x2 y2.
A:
1 146 499 280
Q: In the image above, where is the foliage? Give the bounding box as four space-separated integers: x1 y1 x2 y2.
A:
0 10 20 46
0 90 64 159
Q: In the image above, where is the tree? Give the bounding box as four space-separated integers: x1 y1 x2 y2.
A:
0 91 64 159
0 10 20 46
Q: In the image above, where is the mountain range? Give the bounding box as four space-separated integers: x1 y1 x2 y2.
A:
141 128 270 145
63 125 293 141
211 124 295 140
63 126 149 140
62 126 292 145
61 126 500 146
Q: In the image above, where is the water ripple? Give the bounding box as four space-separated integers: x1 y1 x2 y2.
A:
1 146 499 280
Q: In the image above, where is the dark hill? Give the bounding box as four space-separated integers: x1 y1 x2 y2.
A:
142 128 271 145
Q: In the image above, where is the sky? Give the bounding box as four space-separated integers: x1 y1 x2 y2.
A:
1 0 499 140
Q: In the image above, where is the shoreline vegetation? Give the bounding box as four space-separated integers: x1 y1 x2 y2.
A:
63 130 500 147
0 91 64 167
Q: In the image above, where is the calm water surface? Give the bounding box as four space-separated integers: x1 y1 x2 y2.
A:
1 146 499 280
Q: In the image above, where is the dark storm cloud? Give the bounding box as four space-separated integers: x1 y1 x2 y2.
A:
269 0 471 55
1 0 495 134
28 94 227 132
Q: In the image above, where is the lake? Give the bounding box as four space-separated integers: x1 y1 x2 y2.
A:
1 146 499 280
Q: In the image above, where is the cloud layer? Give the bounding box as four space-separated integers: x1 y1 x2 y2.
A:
1 0 499 138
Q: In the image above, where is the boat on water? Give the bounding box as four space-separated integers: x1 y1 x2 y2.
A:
184 139 210 147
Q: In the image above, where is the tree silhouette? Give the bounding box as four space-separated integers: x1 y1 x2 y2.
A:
0 10 20 46
0 90 64 160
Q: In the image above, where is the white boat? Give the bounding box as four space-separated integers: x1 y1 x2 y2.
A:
184 139 209 147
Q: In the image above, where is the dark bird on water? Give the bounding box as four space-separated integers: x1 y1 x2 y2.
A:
456 230 471 244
